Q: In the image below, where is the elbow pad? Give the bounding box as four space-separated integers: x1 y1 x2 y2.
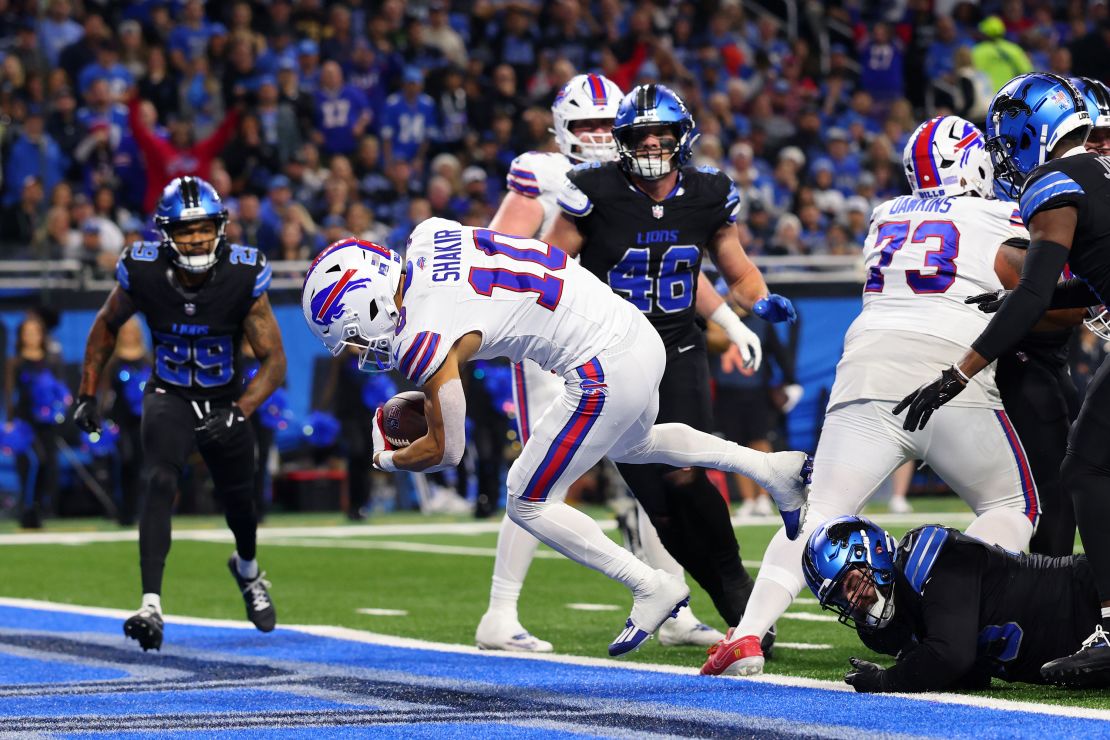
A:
972 240 1069 362
429 378 466 472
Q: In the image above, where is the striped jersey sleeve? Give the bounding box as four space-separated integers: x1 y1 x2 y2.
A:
901 525 950 595
252 254 272 298
394 330 447 386
1018 169 1085 225
506 153 543 197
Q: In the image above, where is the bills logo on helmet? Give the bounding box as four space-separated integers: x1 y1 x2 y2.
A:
310 269 374 326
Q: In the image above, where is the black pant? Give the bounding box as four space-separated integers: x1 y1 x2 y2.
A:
138 391 258 595
616 334 753 627
16 423 57 524
116 415 142 526
996 347 1078 556
340 414 374 516
251 415 275 519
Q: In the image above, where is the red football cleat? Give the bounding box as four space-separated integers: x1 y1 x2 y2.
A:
700 628 765 676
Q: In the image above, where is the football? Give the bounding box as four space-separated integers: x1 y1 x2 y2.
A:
380 391 428 448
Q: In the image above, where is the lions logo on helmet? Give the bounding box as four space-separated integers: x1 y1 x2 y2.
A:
302 238 404 372
903 116 993 199
154 176 229 274
551 73 623 163
613 84 698 180
803 516 898 632
985 73 1091 200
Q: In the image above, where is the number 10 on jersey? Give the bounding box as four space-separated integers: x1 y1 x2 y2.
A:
468 229 567 310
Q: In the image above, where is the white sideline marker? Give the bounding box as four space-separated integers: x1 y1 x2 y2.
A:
776 642 832 650
781 612 839 622
356 608 409 617
565 603 622 612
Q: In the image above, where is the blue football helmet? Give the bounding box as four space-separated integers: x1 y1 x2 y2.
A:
985 73 1091 200
154 176 229 273
802 515 898 632
1073 76 1110 156
613 84 698 180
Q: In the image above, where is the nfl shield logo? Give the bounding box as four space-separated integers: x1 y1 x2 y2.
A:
184 303 196 316
652 204 664 219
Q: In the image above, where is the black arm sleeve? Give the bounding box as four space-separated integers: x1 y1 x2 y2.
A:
878 549 983 693
1048 277 1102 309
763 324 797 385
970 240 1070 362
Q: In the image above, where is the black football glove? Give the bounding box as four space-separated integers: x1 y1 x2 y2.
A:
73 394 100 434
195 404 247 446
964 289 1010 313
892 365 968 432
844 657 886 693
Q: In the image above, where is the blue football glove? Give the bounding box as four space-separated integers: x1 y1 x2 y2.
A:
753 294 797 324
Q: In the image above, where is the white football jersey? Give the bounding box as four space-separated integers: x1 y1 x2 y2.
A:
506 151 573 237
392 218 641 385
828 195 1029 410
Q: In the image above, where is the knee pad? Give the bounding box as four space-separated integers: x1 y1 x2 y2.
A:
142 465 178 495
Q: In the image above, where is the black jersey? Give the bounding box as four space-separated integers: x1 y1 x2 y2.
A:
858 525 1098 691
559 162 740 347
115 241 271 401
1019 152 1110 304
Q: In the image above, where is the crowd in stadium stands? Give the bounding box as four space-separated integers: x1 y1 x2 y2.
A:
0 0 1107 267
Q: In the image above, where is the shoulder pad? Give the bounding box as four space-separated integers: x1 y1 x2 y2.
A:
897 525 950 595
571 160 603 172
695 164 723 176
1019 167 1086 226
556 177 593 218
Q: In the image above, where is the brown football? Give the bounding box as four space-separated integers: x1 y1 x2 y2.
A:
380 391 427 448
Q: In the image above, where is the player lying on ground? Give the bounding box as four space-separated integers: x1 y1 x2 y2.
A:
300 222 811 656
700 115 1039 678
803 515 1107 691
75 176 285 651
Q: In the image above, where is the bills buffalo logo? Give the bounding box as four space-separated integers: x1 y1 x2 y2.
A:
310 269 374 326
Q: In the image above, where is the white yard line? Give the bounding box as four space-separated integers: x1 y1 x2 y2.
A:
0 596 1107 722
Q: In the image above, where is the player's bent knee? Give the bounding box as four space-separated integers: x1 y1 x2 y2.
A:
506 495 546 526
662 467 697 486
141 465 178 498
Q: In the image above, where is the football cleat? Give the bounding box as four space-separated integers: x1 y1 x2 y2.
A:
609 570 690 657
475 610 554 653
228 556 277 633
1041 625 1110 688
123 608 164 652
658 605 726 647
700 627 765 676
761 623 777 660
762 451 813 540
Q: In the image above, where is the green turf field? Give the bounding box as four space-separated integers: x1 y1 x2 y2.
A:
0 499 1106 709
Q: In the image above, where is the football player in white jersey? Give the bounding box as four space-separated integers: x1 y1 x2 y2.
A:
701 116 1040 677
477 73 736 652
301 224 812 657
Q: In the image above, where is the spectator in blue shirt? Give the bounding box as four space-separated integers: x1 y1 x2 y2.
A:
38 0 84 68
313 61 371 157
4 110 69 208
77 42 134 101
926 16 971 80
821 128 863 196
859 23 904 103
380 67 437 171
490 6 540 84
168 0 227 73
297 39 322 96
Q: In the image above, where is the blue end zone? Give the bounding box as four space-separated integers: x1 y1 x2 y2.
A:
0 604 1105 738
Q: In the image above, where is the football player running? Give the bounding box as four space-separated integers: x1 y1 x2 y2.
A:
542 84 799 650
75 177 286 651
804 516 1106 691
301 224 811 657
477 73 724 653
702 116 1040 678
897 73 1110 686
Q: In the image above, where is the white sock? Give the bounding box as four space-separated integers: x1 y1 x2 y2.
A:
965 508 1033 553
1101 607 1110 621
507 497 654 591
736 579 794 638
487 514 540 616
141 593 162 614
235 553 259 580
734 520 815 638
637 502 684 578
614 423 773 486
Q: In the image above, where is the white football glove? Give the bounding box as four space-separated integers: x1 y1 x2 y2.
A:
710 303 762 372
782 383 804 413
371 407 393 454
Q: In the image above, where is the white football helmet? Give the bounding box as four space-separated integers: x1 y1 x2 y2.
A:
302 237 404 372
551 73 622 163
902 115 993 199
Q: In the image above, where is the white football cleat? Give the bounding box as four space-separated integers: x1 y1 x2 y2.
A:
609 569 691 657
475 610 553 653
658 604 726 647
760 451 813 540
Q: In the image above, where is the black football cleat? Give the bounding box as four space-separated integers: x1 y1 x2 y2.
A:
1041 626 1110 688
123 608 164 652
761 623 777 660
228 556 277 632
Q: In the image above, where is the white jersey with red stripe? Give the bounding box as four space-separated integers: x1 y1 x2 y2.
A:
392 217 641 386
828 195 1028 411
505 151 573 238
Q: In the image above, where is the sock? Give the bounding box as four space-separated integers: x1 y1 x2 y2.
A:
487 514 540 617
235 553 259 580
507 497 654 591
1100 607 1110 633
736 579 794 639
141 593 162 614
734 519 815 638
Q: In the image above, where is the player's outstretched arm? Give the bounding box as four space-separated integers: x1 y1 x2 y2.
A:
488 190 545 238
76 287 137 433
238 294 287 419
708 222 797 323
540 213 585 258
375 332 481 473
